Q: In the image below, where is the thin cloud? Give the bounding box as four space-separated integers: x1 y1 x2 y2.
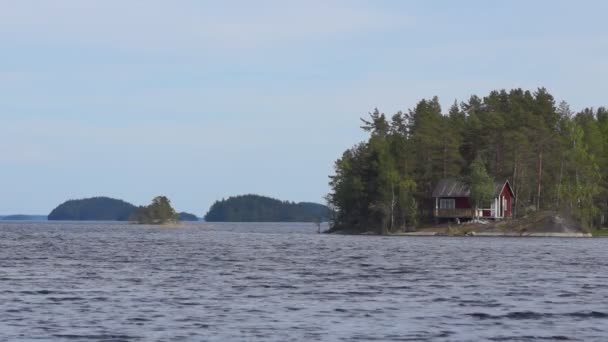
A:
0 1 412 53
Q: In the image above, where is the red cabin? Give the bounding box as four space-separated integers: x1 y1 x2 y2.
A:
432 179 514 219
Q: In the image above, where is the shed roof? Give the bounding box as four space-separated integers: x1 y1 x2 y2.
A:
433 178 513 198
432 179 470 197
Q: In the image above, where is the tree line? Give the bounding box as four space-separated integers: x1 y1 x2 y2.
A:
327 88 607 234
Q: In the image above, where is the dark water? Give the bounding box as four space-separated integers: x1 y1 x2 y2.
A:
1 222 607 341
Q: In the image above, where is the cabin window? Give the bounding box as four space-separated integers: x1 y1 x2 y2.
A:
439 199 455 209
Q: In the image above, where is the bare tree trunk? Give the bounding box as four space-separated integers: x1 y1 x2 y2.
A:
537 149 543 211
512 159 518 218
517 166 525 217
443 143 447 178
557 157 564 208
601 200 608 225
495 142 501 179
390 184 395 233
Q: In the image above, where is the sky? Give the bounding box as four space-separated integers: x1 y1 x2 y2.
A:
1 1 607 216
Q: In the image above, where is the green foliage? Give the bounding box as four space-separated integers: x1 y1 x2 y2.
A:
329 88 608 232
132 196 179 225
556 118 602 227
48 197 137 221
204 194 330 222
329 110 418 234
591 228 608 237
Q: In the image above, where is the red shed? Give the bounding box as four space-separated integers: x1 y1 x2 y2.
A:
432 179 514 219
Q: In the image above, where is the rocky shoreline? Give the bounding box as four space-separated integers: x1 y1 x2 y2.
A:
395 231 592 238
330 212 596 238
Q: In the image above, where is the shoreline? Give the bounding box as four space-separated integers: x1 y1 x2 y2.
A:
328 212 598 238
393 231 592 238
329 231 592 238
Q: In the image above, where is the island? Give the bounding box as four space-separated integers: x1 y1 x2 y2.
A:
130 196 179 225
47 196 193 224
204 194 330 222
1 215 47 221
48 197 137 221
178 212 199 221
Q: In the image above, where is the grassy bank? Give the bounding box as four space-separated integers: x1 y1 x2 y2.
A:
591 228 608 237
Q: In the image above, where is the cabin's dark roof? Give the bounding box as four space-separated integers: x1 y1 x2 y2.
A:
495 180 514 197
432 179 470 197
433 179 512 198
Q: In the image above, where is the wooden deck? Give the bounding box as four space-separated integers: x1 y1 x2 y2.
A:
434 208 474 218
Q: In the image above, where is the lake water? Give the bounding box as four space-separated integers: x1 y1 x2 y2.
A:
1 222 607 341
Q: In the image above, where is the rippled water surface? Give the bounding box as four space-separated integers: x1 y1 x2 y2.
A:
1 222 607 341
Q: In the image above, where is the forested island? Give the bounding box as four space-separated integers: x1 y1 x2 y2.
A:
130 196 179 225
178 212 200 221
48 197 137 221
47 196 198 223
327 88 607 234
204 194 330 222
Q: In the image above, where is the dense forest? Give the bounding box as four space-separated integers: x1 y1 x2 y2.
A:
204 194 331 222
48 197 137 221
327 88 607 234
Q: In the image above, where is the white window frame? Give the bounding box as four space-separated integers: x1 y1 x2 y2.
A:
439 199 455 209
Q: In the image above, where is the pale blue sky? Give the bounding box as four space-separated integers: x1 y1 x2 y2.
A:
1 1 607 215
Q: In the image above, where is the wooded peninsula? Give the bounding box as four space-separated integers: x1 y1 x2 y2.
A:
327 88 607 235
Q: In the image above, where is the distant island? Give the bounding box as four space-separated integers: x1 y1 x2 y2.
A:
1 215 47 221
48 197 137 221
47 196 198 223
204 194 330 222
178 212 199 221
